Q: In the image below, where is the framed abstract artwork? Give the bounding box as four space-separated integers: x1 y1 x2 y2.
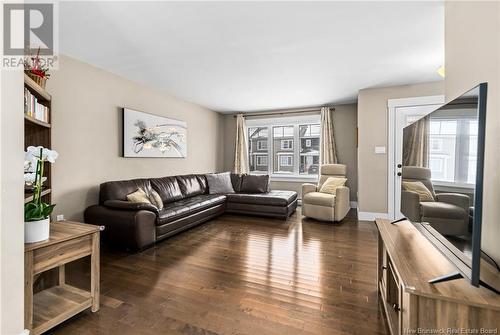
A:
122 108 187 158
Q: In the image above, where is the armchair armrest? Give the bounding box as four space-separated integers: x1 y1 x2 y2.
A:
401 190 421 222
302 183 317 197
334 186 350 221
104 200 159 215
435 193 470 211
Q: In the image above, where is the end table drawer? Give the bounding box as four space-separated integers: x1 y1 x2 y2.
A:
33 235 92 274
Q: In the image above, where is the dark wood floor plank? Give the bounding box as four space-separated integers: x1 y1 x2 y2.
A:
51 208 388 335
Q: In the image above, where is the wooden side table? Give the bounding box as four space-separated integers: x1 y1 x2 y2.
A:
24 221 102 335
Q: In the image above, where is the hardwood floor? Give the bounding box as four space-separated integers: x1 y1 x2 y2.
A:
52 208 388 335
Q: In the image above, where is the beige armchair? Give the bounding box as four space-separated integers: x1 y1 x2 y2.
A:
302 164 350 222
401 166 470 236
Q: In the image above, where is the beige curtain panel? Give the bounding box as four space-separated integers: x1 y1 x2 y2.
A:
402 116 429 167
233 114 249 174
319 107 338 164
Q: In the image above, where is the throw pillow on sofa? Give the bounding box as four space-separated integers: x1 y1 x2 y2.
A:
240 174 270 193
148 189 164 209
319 177 347 194
206 172 235 194
126 188 164 210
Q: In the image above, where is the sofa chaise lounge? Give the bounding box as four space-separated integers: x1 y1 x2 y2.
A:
84 173 297 250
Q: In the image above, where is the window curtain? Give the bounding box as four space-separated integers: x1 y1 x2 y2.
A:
233 114 249 174
402 116 429 167
319 107 338 164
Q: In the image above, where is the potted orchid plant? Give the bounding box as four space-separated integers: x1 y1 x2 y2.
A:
24 146 58 243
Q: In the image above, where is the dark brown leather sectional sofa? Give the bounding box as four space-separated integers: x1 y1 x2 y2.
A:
84 173 297 250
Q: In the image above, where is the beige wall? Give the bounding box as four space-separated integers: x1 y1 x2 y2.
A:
222 103 358 201
445 1 500 262
357 81 444 214
47 56 224 221
0 69 25 334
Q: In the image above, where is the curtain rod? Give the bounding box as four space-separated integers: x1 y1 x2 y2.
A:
231 106 334 118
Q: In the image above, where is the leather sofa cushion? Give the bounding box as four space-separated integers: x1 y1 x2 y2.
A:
226 202 288 215
196 174 209 194
157 194 226 225
156 204 225 238
420 202 467 220
151 176 184 204
177 174 204 198
230 173 244 193
99 179 153 204
226 190 297 207
303 192 336 207
240 174 270 193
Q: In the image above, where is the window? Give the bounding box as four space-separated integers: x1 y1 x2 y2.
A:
281 139 293 150
279 155 293 167
299 124 320 174
428 117 478 184
256 155 268 166
273 126 294 174
430 138 443 152
248 127 269 173
246 116 321 178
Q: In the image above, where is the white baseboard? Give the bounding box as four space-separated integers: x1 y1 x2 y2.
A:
20 330 30 335
357 211 390 221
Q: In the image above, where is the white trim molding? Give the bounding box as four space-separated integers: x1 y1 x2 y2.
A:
357 211 390 221
387 95 444 220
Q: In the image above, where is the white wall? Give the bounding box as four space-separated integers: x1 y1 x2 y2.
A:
0 69 25 334
46 55 225 221
445 1 500 262
357 81 444 215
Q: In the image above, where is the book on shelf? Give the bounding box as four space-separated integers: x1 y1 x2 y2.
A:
24 88 49 123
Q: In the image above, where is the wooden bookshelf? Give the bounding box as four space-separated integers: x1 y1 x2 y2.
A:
24 189 52 204
25 114 51 128
24 74 52 203
24 73 51 101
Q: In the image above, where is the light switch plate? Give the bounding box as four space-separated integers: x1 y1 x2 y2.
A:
374 146 386 154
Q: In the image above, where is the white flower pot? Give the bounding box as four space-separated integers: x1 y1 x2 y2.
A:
25 218 50 243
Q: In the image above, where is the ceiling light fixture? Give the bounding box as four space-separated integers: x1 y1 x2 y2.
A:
437 65 445 78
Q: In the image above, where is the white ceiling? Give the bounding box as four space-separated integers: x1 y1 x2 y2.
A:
59 1 444 113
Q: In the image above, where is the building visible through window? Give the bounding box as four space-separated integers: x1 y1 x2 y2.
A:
246 116 320 178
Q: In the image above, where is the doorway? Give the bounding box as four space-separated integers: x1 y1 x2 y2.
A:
387 95 444 220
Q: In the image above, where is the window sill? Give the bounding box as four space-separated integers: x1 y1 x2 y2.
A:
432 180 475 189
270 175 318 183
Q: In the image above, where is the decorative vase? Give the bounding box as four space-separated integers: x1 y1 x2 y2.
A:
25 218 50 243
25 71 47 89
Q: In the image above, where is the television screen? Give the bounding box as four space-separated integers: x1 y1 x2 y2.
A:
400 83 494 290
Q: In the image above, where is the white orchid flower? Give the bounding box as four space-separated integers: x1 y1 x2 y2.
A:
26 146 59 163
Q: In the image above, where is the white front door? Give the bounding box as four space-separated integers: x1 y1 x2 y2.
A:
388 95 445 220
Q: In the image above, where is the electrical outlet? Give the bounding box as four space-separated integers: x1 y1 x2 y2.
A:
56 214 65 221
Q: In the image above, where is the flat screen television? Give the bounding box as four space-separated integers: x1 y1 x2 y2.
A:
399 83 498 293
